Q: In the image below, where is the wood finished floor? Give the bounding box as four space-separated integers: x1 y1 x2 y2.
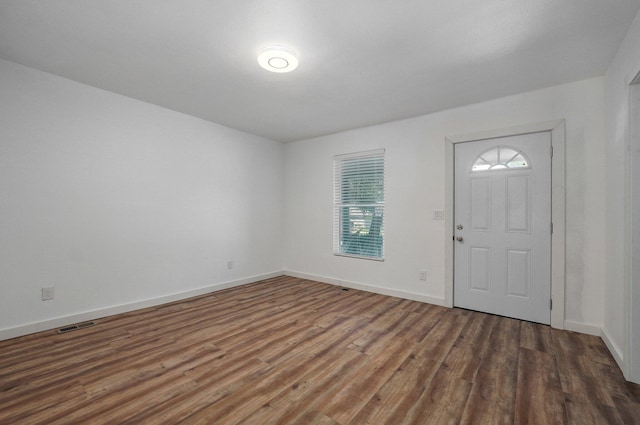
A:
1 276 639 425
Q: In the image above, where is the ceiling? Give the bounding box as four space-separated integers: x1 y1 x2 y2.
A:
1 1 639 143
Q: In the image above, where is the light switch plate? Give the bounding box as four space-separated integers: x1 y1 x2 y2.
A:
42 287 55 301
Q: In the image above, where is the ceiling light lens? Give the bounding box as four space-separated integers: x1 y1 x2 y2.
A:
268 56 289 69
258 46 298 73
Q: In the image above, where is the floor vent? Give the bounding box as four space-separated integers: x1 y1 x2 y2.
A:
57 321 96 334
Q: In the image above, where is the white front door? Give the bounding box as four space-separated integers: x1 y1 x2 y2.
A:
454 132 552 324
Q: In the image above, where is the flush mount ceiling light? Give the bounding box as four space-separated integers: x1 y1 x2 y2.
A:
257 46 299 73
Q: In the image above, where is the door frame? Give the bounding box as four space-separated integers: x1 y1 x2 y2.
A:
627 78 640 382
444 120 566 329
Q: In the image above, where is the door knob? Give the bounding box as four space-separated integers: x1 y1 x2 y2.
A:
456 236 464 242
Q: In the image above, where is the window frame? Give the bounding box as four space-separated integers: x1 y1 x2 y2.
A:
333 149 385 261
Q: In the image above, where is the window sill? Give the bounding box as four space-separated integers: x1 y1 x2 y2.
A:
333 253 385 262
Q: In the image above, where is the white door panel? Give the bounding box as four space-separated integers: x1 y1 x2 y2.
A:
454 132 551 324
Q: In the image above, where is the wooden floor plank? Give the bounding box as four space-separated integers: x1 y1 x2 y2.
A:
458 316 521 425
438 312 498 382
237 348 369 424
520 320 556 355
514 347 567 425
404 366 474 425
611 394 640 425
349 356 440 425
564 393 625 425
124 355 274 424
320 338 415 424
0 276 638 425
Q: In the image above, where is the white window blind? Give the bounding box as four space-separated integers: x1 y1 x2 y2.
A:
333 149 385 260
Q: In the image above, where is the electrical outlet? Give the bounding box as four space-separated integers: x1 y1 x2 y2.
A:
227 260 233 270
432 209 444 220
418 270 427 281
42 287 55 301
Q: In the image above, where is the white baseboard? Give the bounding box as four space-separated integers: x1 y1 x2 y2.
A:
0 270 284 342
284 270 447 307
563 320 602 336
601 326 625 372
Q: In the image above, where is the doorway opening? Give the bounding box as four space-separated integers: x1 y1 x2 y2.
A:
444 120 566 329
453 133 551 324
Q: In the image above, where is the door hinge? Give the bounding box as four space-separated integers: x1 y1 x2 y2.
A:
551 222 554 234
550 299 553 310
550 145 554 158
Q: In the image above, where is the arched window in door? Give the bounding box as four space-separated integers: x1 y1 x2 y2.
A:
471 146 530 172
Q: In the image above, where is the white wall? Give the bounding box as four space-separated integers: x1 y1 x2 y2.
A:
604 10 640 382
0 58 284 339
284 77 606 329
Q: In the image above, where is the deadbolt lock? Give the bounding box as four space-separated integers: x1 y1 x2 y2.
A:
457 224 463 230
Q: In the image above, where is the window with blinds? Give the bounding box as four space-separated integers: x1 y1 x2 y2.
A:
333 149 385 260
